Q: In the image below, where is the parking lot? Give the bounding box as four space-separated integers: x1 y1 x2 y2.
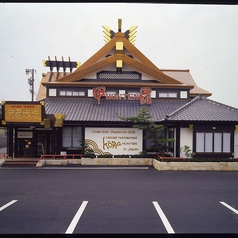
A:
0 166 238 234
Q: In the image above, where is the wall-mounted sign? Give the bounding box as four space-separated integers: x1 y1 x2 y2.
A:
3 103 43 123
93 86 152 105
18 131 33 138
85 127 143 155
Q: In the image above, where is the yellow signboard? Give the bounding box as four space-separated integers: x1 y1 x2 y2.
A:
4 104 42 123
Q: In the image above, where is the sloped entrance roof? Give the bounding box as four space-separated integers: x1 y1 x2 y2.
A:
165 96 238 121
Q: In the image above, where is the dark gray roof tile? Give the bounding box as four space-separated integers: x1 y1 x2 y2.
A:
167 96 238 121
44 98 187 122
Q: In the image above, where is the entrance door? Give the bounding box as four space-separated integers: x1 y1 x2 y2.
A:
36 133 52 156
18 138 33 157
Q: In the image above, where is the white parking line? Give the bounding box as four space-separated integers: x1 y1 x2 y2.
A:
220 201 238 215
65 201 88 234
0 200 17 212
152 201 175 234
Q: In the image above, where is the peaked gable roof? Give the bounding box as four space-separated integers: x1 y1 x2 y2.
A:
165 96 238 121
56 32 183 85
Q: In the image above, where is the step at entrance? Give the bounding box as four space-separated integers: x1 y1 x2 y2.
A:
3 159 38 167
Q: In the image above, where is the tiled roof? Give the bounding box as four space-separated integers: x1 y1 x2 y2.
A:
44 98 187 122
166 96 238 121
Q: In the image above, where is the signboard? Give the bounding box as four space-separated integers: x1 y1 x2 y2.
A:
93 86 152 105
85 127 143 155
3 103 42 123
18 131 33 138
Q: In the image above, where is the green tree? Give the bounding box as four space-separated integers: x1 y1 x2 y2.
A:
78 136 95 157
116 106 174 156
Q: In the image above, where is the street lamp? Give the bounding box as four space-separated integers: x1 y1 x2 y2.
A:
26 69 36 101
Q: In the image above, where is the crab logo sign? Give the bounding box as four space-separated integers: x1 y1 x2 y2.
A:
92 86 152 105
93 86 106 104
140 87 152 105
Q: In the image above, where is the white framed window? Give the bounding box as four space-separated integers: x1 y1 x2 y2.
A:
119 90 125 95
196 132 231 153
151 90 156 98
196 133 204 152
73 91 79 96
180 91 188 99
159 92 177 98
59 90 66 96
78 91 85 96
159 92 167 98
88 89 93 97
223 133 230 152
59 90 85 97
214 133 222 152
205 133 213 152
49 88 57 96
168 93 177 98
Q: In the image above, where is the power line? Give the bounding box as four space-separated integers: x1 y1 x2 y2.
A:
0 45 27 68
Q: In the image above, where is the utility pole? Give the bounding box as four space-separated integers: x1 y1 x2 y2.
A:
26 69 35 101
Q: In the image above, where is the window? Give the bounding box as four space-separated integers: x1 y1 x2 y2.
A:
180 91 188 99
59 90 66 96
119 90 125 95
196 132 231 153
159 92 177 98
88 89 93 97
151 91 156 98
59 90 85 97
49 88 57 96
62 127 82 148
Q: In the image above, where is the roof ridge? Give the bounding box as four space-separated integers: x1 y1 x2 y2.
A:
165 95 201 120
161 69 190 72
206 97 238 110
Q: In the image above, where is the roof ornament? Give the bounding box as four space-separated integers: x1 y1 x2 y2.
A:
102 19 138 45
42 56 80 73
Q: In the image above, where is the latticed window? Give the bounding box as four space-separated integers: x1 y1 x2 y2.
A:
196 132 231 153
98 71 141 80
62 127 82 148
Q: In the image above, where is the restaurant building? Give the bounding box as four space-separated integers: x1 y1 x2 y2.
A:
1 19 238 159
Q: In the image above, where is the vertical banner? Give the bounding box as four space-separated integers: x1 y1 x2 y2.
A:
85 127 143 155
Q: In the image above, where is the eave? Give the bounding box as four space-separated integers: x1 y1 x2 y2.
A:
42 81 194 89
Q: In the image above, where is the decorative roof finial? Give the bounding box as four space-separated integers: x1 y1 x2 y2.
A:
102 19 138 45
118 19 122 32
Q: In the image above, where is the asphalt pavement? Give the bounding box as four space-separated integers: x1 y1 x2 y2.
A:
0 166 238 235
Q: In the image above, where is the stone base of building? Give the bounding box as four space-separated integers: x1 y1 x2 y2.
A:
36 159 81 167
153 159 238 171
81 157 153 166
21 158 238 171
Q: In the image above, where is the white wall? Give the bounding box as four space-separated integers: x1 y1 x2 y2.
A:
180 127 193 157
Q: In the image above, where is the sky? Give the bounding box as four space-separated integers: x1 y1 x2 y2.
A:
0 3 238 107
